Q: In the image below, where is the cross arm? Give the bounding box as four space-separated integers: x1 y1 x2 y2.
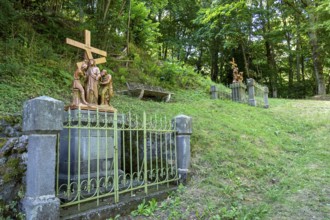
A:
66 38 107 57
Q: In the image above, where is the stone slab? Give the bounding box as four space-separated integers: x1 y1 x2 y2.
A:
22 195 60 220
172 115 192 135
176 135 191 171
25 134 57 197
23 96 64 134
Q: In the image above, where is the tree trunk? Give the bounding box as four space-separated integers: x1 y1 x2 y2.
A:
103 0 111 21
265 40 278 97
295 17 301 82
241 43 249 78
286 33 294 97
309 29 325 95
196 48 203 74
210 40 219 82
261 0 278 97
303 0 326 95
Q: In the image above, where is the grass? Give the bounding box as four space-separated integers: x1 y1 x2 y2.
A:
1 75 329 219
0 42 329 218
123 92 330 219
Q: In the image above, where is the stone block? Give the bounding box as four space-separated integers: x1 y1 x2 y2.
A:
25 134 57 197
23 96 64 134
247 78 255 86
210 85 218 99
172 115 192 135
22 196 60 220
176 135 190 171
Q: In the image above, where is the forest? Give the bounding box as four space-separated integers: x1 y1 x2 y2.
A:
1 0 330 111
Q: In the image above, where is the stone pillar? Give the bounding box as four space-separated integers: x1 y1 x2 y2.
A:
230 82 246 102
172 115 192 185
22 96 64 220
247 78 257 106
210 85 218 99
264 87 269 108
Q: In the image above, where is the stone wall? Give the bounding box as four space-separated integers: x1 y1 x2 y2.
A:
0 114 27 219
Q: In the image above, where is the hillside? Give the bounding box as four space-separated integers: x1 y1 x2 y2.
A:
1 73 330 219
113 93 330 219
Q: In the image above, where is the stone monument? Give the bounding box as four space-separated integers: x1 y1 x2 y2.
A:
230 58 246 102
230 58 243 83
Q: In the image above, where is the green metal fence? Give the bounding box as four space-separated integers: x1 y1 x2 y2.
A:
56 108 179 209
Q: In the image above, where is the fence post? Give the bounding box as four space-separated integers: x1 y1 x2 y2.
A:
264 87 270 108
230 82 246 102
210 85 218 99
173 115 192 185
247 78 257 106
22 96 63 220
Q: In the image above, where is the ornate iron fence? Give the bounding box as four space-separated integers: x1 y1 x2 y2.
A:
56 108 179 209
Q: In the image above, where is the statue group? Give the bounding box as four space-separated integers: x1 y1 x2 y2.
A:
230 58 243 83
66 30 116 112
71 59 115 111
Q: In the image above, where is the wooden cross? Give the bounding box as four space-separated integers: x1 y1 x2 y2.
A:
230 58 237 68
66 30 107 69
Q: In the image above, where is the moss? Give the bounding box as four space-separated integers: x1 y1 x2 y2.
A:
2 158 25 183
0 138 7 149
0 115 22 126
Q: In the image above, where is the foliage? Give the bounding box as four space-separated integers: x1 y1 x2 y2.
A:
0 200 25 220
2 158 25 183
131 199 158 217
129 0 160 50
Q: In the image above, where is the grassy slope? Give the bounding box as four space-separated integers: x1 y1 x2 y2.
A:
1 67 329 219
115 91 330 219
1 58 328 218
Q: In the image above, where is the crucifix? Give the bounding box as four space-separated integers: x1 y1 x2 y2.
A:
230 58 237 69
66 30 107 69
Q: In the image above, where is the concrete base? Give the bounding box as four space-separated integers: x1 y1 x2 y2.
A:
248 99 257 106
22 196 60 220
60 185 178 219
178 171 189 185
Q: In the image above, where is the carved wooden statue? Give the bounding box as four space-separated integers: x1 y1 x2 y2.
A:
99 70 114 105
230 58 244 83
85 59 101 105
72 63 88 105
66 30 116 112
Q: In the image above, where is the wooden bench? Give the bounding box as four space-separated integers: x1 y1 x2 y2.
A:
126 82 173 102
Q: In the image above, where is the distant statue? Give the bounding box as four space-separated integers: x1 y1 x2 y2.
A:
72 62 88 105
85 59 101 105
99 69 114 105
237 72 244 83
230 58 244 83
